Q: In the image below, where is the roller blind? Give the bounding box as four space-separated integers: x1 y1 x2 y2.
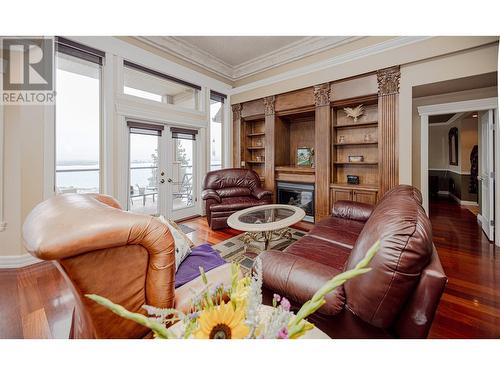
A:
55 37 105 65
170 127 198 140
127 121 164 136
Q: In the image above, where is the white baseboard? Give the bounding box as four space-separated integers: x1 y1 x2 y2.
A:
0 254 43 269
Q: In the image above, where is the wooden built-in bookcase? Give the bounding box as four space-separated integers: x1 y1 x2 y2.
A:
232 67 400 221
240 117 266 183
330 95 379 205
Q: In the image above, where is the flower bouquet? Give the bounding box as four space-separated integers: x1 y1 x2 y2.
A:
86 241 379 339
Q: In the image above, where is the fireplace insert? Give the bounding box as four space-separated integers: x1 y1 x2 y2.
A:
276 182 315 222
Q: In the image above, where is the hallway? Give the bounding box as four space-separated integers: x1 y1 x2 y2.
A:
429 197 500 338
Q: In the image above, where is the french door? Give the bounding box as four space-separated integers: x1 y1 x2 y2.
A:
128 121 198 220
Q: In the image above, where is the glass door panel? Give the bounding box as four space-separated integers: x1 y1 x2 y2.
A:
171 137 195 212
129 131 159 216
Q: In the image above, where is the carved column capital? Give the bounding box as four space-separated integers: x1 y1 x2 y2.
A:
263 96 275 116
231 103 242 120
314 83 330 107
377 66 401 96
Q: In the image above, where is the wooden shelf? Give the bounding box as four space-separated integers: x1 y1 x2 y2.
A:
333 162 378 166
334 141 378 146
246 160 265 164
334 121 378 129
275 165 315 174
330 183 378 192
247 132 265 137
247 146 265 150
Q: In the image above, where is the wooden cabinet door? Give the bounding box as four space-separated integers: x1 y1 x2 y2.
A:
330 187 352 202
352 189 378 205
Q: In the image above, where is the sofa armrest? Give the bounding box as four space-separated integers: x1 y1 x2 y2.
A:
22 193 176 308
260 251 345 316
394 247 447 338
252 187 272 200
201 189 221 202
332 200 374 222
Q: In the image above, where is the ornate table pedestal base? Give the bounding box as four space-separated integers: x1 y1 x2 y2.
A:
242 227 293 251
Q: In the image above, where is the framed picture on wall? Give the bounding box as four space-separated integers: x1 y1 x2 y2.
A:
296 147 312 167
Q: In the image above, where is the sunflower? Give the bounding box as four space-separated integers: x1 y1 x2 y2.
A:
195 301 249 339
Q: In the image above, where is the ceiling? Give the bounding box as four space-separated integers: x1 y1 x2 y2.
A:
135 36 359 81
177 36 306 66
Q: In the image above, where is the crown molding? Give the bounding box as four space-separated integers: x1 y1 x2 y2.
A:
230 36 434 96
232 36 361 80
137 36 234 80
135 36 361 81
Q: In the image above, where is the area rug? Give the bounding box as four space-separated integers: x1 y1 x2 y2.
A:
179 224 196 234
212 228 307 274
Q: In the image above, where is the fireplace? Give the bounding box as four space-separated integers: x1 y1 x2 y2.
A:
277 182 315 222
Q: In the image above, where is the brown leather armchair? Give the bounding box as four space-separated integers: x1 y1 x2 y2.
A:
260 185 447 338
202 168 272 230
22 193 234 339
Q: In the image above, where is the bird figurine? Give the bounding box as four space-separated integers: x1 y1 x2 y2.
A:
343 104 364 123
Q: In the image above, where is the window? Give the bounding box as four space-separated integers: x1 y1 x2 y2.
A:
209 91 226 171
55 38 103 194
123 61 201 110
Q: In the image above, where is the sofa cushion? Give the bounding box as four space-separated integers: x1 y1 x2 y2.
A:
308 216 365 249
215 187 252 198
209 196 269 212
260 250 345 316
343 194 433 329
284 235 351 271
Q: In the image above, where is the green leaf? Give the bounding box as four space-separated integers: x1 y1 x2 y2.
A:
86 294 176 339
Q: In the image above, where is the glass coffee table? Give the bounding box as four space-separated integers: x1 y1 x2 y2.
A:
227 204 306 250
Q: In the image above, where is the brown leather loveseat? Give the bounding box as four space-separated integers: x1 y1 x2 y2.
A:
22 193 234 339
260 185 447 338
202 168 272 230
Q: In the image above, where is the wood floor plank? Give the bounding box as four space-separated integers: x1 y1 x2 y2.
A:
0 199 498 339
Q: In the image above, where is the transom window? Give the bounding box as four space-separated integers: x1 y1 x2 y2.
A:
123 61 201 111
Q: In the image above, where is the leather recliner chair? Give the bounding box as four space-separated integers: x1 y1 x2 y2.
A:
202 168 272 230
260 185 447 338
22 193 234 339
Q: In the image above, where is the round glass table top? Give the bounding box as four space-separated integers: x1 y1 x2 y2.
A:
227 204 306 232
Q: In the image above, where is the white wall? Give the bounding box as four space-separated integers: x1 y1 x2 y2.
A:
0 37 232 260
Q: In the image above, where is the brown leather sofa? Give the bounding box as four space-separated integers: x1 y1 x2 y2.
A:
202 168 272 230
260 185 447 338
22 193 234 339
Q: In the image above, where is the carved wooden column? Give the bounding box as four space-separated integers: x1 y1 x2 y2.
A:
231 103 242 168
377 66 400 197
263 96 276 195
314 83 331 220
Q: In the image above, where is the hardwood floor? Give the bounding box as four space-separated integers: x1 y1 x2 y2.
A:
0 204 498 339
427 197 500 338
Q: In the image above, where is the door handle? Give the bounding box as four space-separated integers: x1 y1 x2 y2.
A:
167 178 173 183
160 178 165 184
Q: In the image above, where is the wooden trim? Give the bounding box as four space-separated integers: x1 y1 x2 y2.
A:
377 67 400 197
331 94 378 108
